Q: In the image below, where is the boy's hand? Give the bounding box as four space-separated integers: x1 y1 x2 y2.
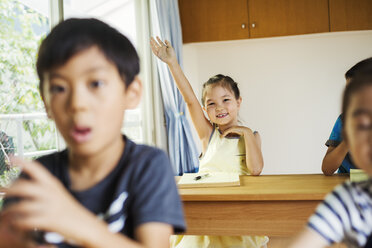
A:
150 36 177 65
0 220 37 248
0 157 97 246
0 219 56 248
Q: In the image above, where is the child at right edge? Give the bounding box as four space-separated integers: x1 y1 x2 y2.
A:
290 74 372 248
151 37 268 248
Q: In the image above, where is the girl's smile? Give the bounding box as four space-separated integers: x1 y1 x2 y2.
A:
216 113 228 118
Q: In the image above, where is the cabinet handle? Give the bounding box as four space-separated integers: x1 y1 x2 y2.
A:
251 23 256 28
241 23 246 29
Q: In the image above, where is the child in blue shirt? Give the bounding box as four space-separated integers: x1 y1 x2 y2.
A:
0 18 185 248
322 57 372 175
324 114 355 174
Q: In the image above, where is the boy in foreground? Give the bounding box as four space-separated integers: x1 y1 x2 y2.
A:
0 18 185 248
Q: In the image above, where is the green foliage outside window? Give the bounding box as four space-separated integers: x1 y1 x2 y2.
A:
0 0 46 114
0 0 55 191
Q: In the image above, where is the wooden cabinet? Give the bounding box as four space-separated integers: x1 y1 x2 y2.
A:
178 0 249 43
329 0 372 32
248 0 329 38
178 0 372 43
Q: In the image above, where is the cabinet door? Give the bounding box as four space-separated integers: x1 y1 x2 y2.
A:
329 0 372 32
178 0 249 43
248 0 329 38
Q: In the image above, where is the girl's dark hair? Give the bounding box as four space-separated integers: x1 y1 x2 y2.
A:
201 74 240 106
37 18 139 96
342 74 372 124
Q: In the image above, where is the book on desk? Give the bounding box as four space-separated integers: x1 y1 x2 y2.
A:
177 172 240 188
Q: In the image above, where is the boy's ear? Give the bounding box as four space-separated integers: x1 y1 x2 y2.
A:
43 102 54 119
41 93 54 119
44 105 53 119
124 77 142 110
41 78 54 119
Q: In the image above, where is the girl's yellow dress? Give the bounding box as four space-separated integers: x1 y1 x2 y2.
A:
171 126 269 248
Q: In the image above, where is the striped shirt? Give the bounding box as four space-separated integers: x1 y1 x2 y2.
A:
308 179 372 248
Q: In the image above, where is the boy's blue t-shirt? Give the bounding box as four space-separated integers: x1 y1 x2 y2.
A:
32 136 185 247
325 115 356 173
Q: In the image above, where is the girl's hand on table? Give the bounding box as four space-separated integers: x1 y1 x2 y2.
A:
221 126 252 138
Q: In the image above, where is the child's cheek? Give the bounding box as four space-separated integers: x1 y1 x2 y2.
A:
368 132 372 167
351 137 372 171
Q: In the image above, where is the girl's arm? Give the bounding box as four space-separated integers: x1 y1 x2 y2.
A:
243 130 264 175
221 127 264 175
321 141 348 175
150 37 212 142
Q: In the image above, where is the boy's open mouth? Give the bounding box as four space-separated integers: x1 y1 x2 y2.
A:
71 126 92 143
216 113 228 118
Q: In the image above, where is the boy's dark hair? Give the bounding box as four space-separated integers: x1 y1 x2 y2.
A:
345 57 372 80
342 74 372 127
201 74 240 106
37 18 139 96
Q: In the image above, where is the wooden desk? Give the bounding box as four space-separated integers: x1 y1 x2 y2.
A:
177 174 348 237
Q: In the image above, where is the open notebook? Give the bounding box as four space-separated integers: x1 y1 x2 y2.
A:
178 172 240 188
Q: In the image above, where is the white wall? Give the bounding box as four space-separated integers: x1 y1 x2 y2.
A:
182 30 372 175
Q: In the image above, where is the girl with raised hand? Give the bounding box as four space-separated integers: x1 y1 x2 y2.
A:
151 37 267 248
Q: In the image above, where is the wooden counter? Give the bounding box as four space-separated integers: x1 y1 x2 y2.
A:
177 174 348 237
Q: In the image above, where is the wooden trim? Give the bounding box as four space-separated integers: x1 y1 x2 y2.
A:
183 200 320 236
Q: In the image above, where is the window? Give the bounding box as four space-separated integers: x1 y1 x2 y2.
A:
64 0 144 143
0 0 149 186
0 0 55 184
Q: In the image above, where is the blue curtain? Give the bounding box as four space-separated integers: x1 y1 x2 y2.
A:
150 0 199 175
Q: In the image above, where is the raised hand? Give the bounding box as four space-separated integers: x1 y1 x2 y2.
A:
150 36 214 144
150 36 177 65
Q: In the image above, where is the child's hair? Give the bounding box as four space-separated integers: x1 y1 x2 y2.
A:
201 74 240 106
37 18 140 96
345 57 372 80
342 74 372 126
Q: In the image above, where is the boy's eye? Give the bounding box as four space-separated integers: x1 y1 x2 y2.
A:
223 98 230 102
207 102 215 106
50 85 65 94
90 80 104 89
